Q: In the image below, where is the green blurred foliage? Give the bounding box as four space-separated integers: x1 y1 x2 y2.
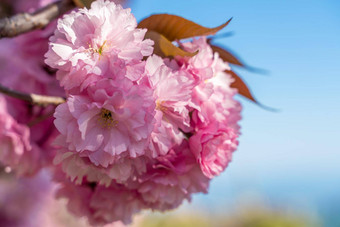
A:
139 206 320 227
140 212 211 227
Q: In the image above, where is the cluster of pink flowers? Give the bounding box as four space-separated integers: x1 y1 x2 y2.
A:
43 0 242 225
0 0 242 226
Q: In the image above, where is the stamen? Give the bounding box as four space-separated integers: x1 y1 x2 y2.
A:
98 108 118 128
98 40 107 55
86 40 108 56
156 100 167 112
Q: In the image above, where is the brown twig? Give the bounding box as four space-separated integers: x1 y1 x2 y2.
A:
0 0 75 38
0 83 65 106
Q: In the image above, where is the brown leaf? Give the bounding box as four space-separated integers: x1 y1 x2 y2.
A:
228 70 277 111
72 0 95 8
210 44 244 67
227 70 256 103
138 14 232 41
145 31 197 58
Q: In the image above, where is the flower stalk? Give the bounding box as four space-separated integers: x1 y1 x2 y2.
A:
0 83 65 106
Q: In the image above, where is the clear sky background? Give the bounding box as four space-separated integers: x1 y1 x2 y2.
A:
130 0 340 225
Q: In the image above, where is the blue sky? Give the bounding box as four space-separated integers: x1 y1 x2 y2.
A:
130 0 340 224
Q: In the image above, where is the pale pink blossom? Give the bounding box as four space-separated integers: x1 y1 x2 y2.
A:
172 38 242 178
177 37 229 82
55 140 209 225
45 0 153 91
191 72 242 131
144 55 195 157
151 67 193 130
54 79 155 167
189 127 238 178
54 147 149 185
0 1 241 225
90 184 145 225
54 176 94 222
148 116 184 157
55 173 145 225
174 37 242 134
131 141 210 211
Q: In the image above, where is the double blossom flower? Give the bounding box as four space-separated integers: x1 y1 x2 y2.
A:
43 0 243 225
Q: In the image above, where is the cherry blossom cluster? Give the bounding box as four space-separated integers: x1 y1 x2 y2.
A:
0 0 242 226
43 0 242 225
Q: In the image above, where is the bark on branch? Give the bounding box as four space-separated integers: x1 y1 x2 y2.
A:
0 83 65 106
0 0 75 38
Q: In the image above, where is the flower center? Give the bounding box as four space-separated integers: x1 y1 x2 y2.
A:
98 108 118 128
87 40 108 56
97 40 107 55
156 100 167 112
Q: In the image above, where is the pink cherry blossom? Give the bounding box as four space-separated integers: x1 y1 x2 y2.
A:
143 55 196 157
173 37 242 178
55 171 145 225
189 127 239 178
176 37 230 82
54 78 155 167
148 116 185 157
45 0 153 91
150 66 194 130
191 72 242 132
0 0 245 224
54 140 209 225
89 184 145 225
131 141 210 211
54 147 149 185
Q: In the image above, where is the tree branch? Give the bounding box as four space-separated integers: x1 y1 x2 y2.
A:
0 0 75 38
0 83 65 106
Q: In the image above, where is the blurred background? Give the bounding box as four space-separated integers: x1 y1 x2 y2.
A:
130 0 340 226
0 0 339 226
